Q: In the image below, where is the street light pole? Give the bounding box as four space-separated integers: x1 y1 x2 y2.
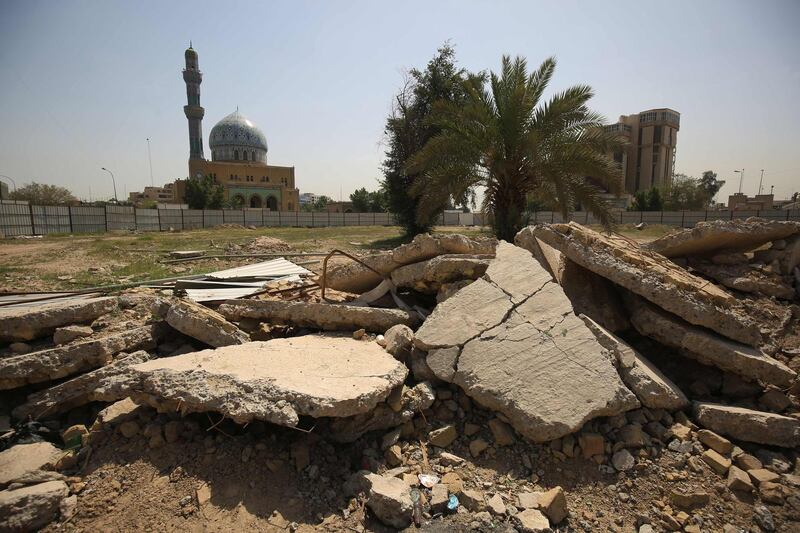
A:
146 138 154 187
758 169 764 195
734 169 744 193
0 174 17 200
101 167 118 202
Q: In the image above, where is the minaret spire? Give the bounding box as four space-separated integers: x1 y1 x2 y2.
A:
183 46 205 160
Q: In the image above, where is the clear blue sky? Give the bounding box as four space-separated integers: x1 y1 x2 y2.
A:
1 0 798 202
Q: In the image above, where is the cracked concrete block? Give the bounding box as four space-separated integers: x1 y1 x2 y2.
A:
390 255 490 293
0 324 162 390
0 442 63 488
0 296 117 342
130 335 408 427
166 299 249 347
646 218 800 258
0 480 69 532
628 297 795 387
581 315 689 410
218 299 418 333
522 223 762 346
693 402 800 448
12 350 153 421
392 233 497 266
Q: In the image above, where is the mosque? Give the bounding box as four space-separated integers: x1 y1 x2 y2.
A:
176 45 299 210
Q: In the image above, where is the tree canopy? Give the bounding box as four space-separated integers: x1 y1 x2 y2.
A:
350 187 387 212
184 175 224 209
10 182 78 205
407 55 624 240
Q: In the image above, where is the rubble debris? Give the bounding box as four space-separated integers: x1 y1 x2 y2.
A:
52 325 94 345
169 250 205 259
130 335 408 427
166 299 249 347
389 255 490 293
581 315 689 410
218 299 418 333
688 260 795 300
0 480 69 532
627 297 796 387
0 296 117 342
417 241 639 442
693 402 800 448
647 218 800 258
12 350 153 421
520 223 762 346
345 471 413 529
383 324 413 359
324 233 496 293
0 324 162 390
0 442 63 488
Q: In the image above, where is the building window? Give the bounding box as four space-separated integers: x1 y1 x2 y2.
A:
261 176 267 182
243 151 248 161
251 150 255 161
653 125 662 145
234 149 239 160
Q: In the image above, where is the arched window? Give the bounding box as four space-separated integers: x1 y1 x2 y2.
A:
251 150 256 161
234 149 239 160
243 151 248 161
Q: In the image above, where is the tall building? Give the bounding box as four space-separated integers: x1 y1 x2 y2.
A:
605 108 680 194
177 45 299 210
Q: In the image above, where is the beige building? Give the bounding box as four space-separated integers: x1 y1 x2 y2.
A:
728 192 774 211
604 108 680 194
128 184 177 206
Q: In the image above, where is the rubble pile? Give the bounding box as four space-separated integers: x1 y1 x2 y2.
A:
1 223 800 531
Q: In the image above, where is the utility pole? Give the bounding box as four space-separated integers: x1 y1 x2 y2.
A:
734 168 744 193
101 167 118 202
147 138 154 187
758 169 764 195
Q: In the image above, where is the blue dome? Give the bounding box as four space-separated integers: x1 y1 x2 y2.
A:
208 110 268 163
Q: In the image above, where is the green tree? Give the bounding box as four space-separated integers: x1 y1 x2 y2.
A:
184 175 224 209
381 44 470 236
663 174 707 210
699 170 725 206
646 187 664 211
367 189 388 212
301 195 331 212
11 182 78 205
407 56 624 240
350 187 371 212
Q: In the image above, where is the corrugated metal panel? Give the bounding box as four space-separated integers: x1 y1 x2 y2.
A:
184 287 264 303
205 258 312 280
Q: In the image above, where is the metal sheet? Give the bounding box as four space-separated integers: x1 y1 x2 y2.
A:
184 287 265 303
0 292 103 309
205 257 312 280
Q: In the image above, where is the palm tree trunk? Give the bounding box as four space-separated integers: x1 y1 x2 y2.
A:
492 185 527 241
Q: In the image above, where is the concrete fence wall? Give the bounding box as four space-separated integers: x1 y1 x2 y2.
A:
1 203 798 237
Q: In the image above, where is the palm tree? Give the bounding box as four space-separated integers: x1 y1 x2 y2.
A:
406 55 625 241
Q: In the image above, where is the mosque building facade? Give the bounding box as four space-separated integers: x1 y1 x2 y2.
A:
175 46 299 210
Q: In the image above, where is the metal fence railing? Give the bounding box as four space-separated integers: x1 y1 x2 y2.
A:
0 204 798 237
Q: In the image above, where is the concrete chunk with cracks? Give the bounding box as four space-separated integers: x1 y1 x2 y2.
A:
0 296 117 342
129 335 408 427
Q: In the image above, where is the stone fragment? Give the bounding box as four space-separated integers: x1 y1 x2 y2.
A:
0 442 63 488
701 449 731 475
579 433 604 458
487 493 506 515
166 299 249 347
118 420 140 438
219 299 418 333
438 452 464 466
430 484 449 513
688 260 795 300
392 233 497 266
538 486 568 524
488 418 515 446
696 429 732 455
383 324 413 358
0 296 117 342
0 480 69 531
429 425 457 448
390 255 490 293
735 453 762 471
693 402 800 448
515 508 551 532
727 465 755 492
131 335 408 427
646 218 800 258
618 424 648 448
12 350 153 420
0 325 161 390
426 347 460 382
629 299 795 387
524 223 761 346
582 315 688 410
52 325 93 345
323 251 399 294
759 481 786 504
669 490 709 510
759 389 792 412
346 472 413 529
612 449 635 472
413 278 513 350
436 280 472 303
469 439 489 458
459 489 486 512
748 469 780 485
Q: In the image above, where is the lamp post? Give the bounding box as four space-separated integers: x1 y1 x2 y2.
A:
0 174 17 200
758 169 764 195
146 138 154 187
734 169 744 193
101 167 118 202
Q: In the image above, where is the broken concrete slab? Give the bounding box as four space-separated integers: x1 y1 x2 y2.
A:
130 335 408 427
0 296 117 342
581 315 689 410
627 297 796 388
693 402 800 448
0 442 63 488
688 261 795 300
218 299 418 333
389 254 490 293
522 223 762 346
52 325 93 345
414 278 513 350
345 471 413 529
12 350 153 421
420 241 639 442
392 233 497 266
0 480 69 532
166 299 249 347
326 382 435 443
647 218 800 258
322 252 398 294
0 324 162 390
